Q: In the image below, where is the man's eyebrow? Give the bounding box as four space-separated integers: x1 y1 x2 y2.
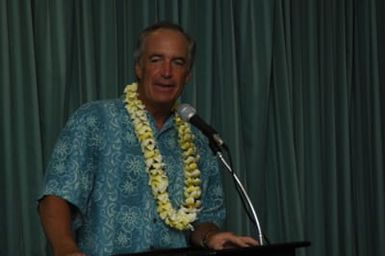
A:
148 53 163 58
147 54 187 62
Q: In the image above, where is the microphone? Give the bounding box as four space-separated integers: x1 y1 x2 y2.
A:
177 104 226 151
178 103 264 245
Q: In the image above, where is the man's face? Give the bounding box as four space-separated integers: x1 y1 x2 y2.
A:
135 28 192 112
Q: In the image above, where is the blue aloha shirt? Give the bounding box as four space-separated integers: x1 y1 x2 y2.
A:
40 97 226 256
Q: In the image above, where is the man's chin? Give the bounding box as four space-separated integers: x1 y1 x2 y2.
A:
154 99 177 107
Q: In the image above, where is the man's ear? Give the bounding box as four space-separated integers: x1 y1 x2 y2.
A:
135 63 142 80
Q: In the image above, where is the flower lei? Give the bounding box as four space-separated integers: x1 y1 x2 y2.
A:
123 83 202 231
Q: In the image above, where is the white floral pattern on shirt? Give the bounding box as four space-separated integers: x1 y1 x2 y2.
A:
40 98 225 255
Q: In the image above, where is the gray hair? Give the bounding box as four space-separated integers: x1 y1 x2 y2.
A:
133 21 196 70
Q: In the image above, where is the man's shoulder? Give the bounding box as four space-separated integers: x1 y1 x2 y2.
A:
65 98 125 127
71 98 123 117
78 98 123 111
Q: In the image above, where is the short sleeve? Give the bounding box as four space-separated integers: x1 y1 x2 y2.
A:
39 103 102 217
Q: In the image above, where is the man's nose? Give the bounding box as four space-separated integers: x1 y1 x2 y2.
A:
161 61 172 78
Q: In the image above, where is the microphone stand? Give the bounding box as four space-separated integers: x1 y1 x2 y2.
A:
216 150 264 246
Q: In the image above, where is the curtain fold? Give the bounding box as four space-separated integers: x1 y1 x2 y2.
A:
1 0 384 255
1 0 45 254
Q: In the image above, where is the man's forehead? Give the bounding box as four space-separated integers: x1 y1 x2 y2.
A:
143 30 189 55
145 28 189 45
148 27 186 37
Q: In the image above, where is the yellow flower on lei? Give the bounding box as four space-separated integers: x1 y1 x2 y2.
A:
124 82 202 231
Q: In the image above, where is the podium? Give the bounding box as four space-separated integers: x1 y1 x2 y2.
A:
114 241 310 256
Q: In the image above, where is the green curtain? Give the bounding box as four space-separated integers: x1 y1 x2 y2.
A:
1 0 384 255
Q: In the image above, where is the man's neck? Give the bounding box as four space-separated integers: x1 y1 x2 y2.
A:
152 111 172 129
135 87 175 129
145 103 174 130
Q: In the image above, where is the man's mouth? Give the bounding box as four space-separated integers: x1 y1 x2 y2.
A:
154 82 174 89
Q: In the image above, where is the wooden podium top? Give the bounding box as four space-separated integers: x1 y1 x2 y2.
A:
114 241 311 256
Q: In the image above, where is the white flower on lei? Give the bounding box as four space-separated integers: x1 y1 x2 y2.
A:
124 83 202 231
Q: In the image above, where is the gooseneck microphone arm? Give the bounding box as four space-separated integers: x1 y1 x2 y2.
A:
177 104 264 245
216 151 264 245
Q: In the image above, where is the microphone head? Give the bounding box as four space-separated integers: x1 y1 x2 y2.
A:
177 104 196 121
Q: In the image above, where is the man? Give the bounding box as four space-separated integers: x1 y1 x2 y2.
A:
39 22 258 256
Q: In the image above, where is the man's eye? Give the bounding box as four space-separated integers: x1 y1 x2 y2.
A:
173 59 185 66
150 57 161 63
